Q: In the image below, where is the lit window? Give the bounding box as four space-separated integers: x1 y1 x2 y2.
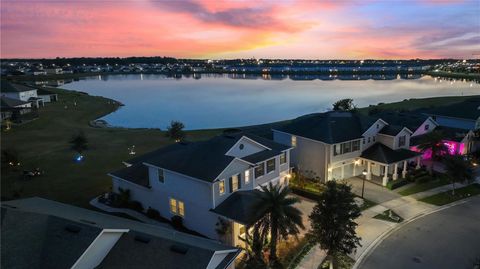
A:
352 140 360 151
255 163 265 178
219 180 225 195
245 170 250 184
267 159 276 173
231 174 239 192
178 201 185 217
280 152 287 164
158 169 165 183
291 136 297 147
170 198 177 214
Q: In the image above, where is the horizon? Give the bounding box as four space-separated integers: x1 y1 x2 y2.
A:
1 0 479 59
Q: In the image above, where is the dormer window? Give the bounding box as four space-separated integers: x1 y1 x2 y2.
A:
398 135 406 147
376 124 379 129
424 124 430 131
219 180 225 195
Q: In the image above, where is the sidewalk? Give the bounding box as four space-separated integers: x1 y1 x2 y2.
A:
295 180 478 269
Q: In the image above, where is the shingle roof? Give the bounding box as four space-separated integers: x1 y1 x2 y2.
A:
1 81 38 93
360 143 420 164
374 111 430 131
420 97 480 120
37 88 56 95
211 190 266 226
379 125 407 136
410 127 470 146
109 163 150 188
0 96 30 108
241 149 282 164
275 111 378 144
126 132 289 182
1 207 102 269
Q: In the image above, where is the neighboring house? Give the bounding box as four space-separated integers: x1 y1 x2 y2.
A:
44 67 63 75
109 132 292 246
273 111 421 186
1 81 44 108
27 68 47 76
37 88 59 103
0 96 35 122
372 111 438 137
1 197 240 269
421 98 480 130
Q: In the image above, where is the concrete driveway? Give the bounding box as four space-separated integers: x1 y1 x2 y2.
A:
292 194 316 234
344 177 401 204
360 196 480 269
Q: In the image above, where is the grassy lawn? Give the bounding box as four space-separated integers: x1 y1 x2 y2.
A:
1 87 221 207
398 176 450 196
419 184 480 206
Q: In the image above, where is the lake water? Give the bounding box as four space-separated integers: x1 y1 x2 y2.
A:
61 74 479 130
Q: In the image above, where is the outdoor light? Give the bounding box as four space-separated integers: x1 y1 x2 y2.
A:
74 155 84 163
361 169 367 198
362 169 367 176
286 174 292 179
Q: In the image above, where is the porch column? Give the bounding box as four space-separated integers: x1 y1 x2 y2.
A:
402 160 407 178
382 165 389 186
366 161 372 180
392 163 398 180
416 156 421 170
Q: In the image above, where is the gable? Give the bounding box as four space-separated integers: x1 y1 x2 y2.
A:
225 136 269 158
363 119 388 137
412 117 438 136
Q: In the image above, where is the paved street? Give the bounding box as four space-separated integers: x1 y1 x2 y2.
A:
360 196 480 269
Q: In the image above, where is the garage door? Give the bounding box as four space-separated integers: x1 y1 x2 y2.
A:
343 163 354 179
332 167 342 180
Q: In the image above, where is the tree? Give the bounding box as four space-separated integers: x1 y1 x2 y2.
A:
332 98 356 111
416 131 447 174
239 223 268 269
165 121 185 142
309 181 361 269
443 155 474 195
254 183 304 267
69 131 88 153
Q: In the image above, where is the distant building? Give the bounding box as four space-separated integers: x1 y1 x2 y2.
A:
1 81 43 108
37 88 59 103
1 197 240 269
45 67 63 75
0 96 33 121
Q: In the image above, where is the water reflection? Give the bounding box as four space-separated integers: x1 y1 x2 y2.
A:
58 74 479 130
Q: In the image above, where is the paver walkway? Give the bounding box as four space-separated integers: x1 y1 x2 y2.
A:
295 179 479 269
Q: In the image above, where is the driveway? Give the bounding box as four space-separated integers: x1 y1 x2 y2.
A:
292 194 316 234
344 177 401 204
359 196 480 269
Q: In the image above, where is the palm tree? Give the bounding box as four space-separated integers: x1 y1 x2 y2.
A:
239 223 268 269
443 155 474 195
417 130 447 174
254 183 304 267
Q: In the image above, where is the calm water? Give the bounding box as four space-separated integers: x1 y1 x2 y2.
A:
61 74 479 130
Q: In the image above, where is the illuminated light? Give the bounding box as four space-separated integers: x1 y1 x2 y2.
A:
74 155 85 162
354 160 361 165
286 174 292 179
328 167 333 172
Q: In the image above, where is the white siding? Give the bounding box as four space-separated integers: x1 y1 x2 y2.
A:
225 136 267 158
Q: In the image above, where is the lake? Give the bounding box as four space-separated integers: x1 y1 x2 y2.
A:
61 74 479 130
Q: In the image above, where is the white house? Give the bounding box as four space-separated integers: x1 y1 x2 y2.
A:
1 81 43 108
109 132 292 246
2 197 240 269
273 111 422 186
45 67 64 75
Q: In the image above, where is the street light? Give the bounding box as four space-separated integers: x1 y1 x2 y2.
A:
361 169 367 198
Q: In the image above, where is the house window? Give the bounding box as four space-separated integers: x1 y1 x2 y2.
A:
245 170 250 184
158 169 165 183
219 180 225 195
368 137 371 143
239 143 245 150
343 142 351 153
376 124 379 129
363 138 365 144
267 159 276 173
255 163 265 178
334 144 341 156
280 152 287 164
424 124 430 131
291 136 297 147
398 135 406 147
352 140 360 151
231 174 239 192
170 198 185 217
373 136 376 142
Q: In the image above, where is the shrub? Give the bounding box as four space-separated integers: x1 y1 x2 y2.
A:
171 215 184 229
146 207 161 220
415 175 432 184
386 179 409 190
128 200 144 212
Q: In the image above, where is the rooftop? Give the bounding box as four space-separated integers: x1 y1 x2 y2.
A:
360 143 420 164
0 96 30 108
1 81 38 93
211 190 266 226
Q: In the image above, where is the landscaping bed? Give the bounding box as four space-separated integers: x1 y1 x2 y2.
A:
373 209 403 223
419 184 480 206
398 175 450 196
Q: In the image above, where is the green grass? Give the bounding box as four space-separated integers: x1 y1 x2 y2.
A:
419 184 480 206
1 87 221 207
398 176 450 196
359 198 377 211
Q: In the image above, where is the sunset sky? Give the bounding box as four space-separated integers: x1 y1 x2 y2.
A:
1 0 479 59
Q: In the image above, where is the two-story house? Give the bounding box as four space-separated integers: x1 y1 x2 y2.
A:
273 111 421 186
109 132 292 246
1 81 44 108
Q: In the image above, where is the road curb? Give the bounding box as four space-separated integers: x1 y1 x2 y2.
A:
352 197 475 269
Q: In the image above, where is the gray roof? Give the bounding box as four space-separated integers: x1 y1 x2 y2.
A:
379 125 406 136
37 88 56 95
110 163 150 188
360 143 420 164
410 127 470 146
1 81 38 93
241 149 282 164
1 207 102 269
1 96 30 108
373 111 430 131
125 132 289 182
420 97 480 121
275 111 378 144
211 190 266 226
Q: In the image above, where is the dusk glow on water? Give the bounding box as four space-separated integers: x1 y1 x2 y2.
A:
62 74 479 130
